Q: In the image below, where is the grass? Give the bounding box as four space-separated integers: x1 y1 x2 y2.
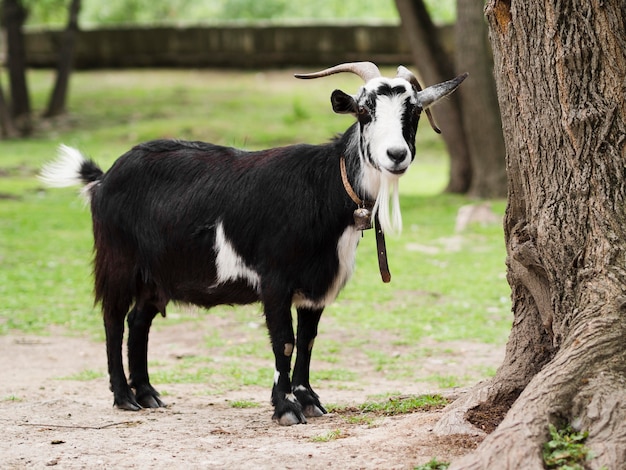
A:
327 394 448 416
357 394 448 415
34 0 455 27
415 459 450 470
0 68 510 393
59 369 105 381
310 428 346 442
2 395 23 402
229 399 260 409
543 424 599 470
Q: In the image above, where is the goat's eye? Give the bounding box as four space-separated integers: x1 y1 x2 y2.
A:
357 106 370 116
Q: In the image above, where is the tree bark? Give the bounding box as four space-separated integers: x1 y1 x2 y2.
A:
3 0 31 135
395 0 472 193
0 77 17 139
455 0 506 198
44 0 81 118
435 1 626 468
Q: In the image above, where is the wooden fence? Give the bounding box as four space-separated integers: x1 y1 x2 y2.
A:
22 23 453 69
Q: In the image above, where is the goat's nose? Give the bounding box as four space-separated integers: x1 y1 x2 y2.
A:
386 146 408 163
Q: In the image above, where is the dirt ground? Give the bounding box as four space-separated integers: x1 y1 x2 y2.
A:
0 315 503 469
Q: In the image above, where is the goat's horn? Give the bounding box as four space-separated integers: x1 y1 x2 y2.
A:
295 61 382 83
417 73 468 109
416 73 468 134
396 65 423 91
396 65 442 134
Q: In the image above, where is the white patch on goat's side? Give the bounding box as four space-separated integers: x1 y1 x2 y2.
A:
213 222 261 291
39 144 86 188
293 227 360 309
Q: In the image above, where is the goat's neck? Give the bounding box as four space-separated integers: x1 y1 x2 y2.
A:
341 127 379 203
341 125 403 235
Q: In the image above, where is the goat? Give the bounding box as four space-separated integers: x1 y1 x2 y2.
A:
40 62 466 425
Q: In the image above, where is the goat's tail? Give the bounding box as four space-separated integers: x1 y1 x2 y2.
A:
39 145 104 199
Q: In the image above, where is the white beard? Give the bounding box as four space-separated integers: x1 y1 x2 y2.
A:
373 174 402 235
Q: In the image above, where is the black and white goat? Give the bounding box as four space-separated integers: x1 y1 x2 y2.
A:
40 62 466 425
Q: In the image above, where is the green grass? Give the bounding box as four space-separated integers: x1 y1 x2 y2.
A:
2 395 24 402
229 399 260 409
32 0 455 27
147 356 274 393
0 68 510 393
328 394 448 416
415 459 450 470
543 424 600 470
358 394 448 415
310 428 346 442
59 369 105 381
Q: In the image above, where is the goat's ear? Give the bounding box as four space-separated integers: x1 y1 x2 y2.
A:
330 89 358 114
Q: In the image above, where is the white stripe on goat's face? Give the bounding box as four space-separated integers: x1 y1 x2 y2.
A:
355 78 420 235
356 78 419 176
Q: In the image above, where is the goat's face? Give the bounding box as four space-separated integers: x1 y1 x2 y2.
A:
295 63 467 234
331 77 420 176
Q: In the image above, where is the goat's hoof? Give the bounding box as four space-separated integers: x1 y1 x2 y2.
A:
303 404 325 418
113 386 142 411
293 385 327 418
134 384 165 408
114 398 142 411
273 410 306 426
138 394 165 408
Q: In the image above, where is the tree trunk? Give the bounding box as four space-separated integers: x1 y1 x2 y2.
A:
455 0 506 198
0 77 17 139
394 0 472 193
44 0 81 118
3 0 31 135
435 1 626 468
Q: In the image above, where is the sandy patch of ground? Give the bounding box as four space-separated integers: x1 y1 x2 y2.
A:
0 316 503 469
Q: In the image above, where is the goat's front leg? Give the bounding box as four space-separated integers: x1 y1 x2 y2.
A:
292 307 327 418
263 288 305 425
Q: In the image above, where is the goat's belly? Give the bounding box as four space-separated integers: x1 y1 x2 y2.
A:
293 227 361 309
211 220 360 310
174 279 259 308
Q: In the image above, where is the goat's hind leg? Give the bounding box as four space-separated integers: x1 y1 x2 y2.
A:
292 307 327 418
104 305 140 410
127 302 165 408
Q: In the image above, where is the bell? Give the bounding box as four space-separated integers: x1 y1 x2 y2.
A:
353 207 373 230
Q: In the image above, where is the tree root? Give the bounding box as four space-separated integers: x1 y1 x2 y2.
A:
438 316 626 470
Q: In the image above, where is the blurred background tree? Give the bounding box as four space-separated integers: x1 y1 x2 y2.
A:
2 0 31 135
1 0 80 135
395 0 505 198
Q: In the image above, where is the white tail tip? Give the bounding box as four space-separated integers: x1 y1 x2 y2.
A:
39 144 86 188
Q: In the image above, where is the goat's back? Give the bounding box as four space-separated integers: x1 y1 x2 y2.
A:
90 139 355 312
